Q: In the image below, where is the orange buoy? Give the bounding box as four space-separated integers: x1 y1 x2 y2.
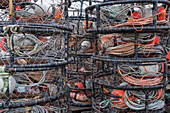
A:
110 89 125 104
74 82 84 89
70 82 89 101
70 91 88 101
157 6 166 21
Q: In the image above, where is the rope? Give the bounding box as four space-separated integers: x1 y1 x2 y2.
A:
31 105 48 113
98 89 164 110
99 98 118 109
16 71 47 87
124 90 164 110
9 0 14 15
117 63 163 86
121 33 154 43
14 34 44 56
112 34 162 57
3 25 20 50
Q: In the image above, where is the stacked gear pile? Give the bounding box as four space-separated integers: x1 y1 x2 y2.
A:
67 0 96 107
0 0 71 112
85 0 169 113
0 0 169 113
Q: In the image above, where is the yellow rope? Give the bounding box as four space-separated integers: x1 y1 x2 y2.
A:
9 0 14 15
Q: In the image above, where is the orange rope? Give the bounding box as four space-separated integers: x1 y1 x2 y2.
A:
109 7 167 31
116 39 157 57
118 65 163 86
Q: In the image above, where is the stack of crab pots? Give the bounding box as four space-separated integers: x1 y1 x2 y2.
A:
85 0 169 112
67 0 97 109
0 0 71 112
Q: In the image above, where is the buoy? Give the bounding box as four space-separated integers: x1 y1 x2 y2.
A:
0 76 16 94
70 82 88 101
70 92 88 101
32 0 62 19
74 82 84 89
166 51 170 59
110 89 125 104
157 6 166 21
38 36 48 42
81 41 91 51
17 59 27 65
53 5 62 19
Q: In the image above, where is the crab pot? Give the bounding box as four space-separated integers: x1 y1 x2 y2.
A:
85 0 169 33
68 24 97 53
0 32 71 65
66 1 95 108
67 50 94 107
77 31 168 59
91 58 167 113
67 49 94 107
